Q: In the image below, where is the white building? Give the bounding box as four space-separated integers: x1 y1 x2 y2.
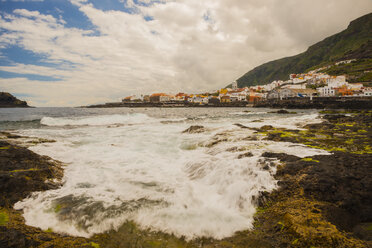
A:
348 83 363 91
232 81 238 90
363 88 372 96
159 95 171 102
267 89 280 99
317 86 336 97
282 83 306 89
261 80 284 91
279 88 317 98
228 91 247 101
292 78 307 84
315 73 330 80
327 76 347 88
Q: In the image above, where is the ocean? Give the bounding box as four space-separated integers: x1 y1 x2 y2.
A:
0 107 330 239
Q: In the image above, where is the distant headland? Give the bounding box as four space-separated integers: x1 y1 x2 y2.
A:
0 92 30 108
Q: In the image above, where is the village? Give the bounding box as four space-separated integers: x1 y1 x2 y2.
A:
121 63 372 106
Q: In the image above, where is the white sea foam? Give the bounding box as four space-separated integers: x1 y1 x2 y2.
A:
15 110 329 240
41 113 152 126
230 111 268 115
243 113 322 130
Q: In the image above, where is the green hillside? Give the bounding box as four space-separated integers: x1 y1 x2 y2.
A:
235 12 372 87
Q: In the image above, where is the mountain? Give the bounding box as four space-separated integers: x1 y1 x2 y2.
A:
235 12 372 87
0 92 30 108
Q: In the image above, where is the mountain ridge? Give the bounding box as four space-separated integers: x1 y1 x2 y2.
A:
235 12 372 87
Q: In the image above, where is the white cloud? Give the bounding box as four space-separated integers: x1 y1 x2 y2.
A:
0 0 371 106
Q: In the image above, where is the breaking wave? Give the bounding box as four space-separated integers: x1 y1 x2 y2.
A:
40 113 153 127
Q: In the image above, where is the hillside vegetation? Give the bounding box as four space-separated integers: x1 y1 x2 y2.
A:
236 13 372 87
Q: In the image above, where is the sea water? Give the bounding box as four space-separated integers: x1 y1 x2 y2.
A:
0 107 330 239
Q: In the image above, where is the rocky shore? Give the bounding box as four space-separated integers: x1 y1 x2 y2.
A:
254 97 372 109
0 136 100 248
0 110 371 247
247 110 372 247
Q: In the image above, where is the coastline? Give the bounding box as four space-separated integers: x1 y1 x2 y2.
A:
82 97 372 109
83 102 251 108
254 97 372 109
0 110 371 248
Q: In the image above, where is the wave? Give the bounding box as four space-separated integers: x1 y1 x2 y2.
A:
0 119 42 130
40 113 153 127
230 111 267 115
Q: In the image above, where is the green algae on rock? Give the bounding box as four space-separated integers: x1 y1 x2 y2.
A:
0 209 9 226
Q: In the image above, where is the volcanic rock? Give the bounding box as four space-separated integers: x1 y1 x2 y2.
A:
182 125 205 133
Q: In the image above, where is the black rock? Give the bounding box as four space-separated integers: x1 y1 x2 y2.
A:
234 123 249 129
0 141 63 207
238 152 254 159
182 125 205 133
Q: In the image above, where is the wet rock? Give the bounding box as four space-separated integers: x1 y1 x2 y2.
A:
0 141 63 207
353 223 372 241
182 125 205 133
36 234 53 242
237 152 253 159
277 109 289 114
0 140 100 248
322 114 347 122
262 152 300 162
205 138 228 147
259 125 274 131
0 132 22 139
0 227 40 248
299 153 372 224
27 138 56 145
269 109 297 114
304 123 335 130
234 123 249 129
226 146 246 152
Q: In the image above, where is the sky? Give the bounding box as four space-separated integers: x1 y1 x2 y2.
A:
0 0 371 107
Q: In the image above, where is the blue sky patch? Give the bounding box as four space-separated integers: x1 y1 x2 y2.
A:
0 70 62 82
0 0 96 31
0 46 52 67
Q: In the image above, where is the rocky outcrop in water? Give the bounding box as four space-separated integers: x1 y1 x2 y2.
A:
268 109 297 114
0 92 30 108
182 125 205 133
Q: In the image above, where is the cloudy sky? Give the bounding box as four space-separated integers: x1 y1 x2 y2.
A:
0 0 371 106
